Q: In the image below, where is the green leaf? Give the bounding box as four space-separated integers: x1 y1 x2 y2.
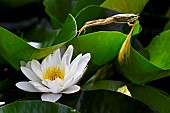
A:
69 31 126 66
146 30 170 69
128 84 170 113
71 0 105 16
0 14 77 70
72 90 156 113
0 27 35 70
82 80 125 91
0 0 40 8
0 100 79 113
44 0 72 28
115 24 170 84
100 0 149 14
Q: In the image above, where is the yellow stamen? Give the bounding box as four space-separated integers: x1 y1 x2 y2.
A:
43 66 64 81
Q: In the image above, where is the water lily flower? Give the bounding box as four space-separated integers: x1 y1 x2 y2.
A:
16 45 91 102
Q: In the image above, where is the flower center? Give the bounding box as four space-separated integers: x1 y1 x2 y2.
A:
43 66 64 81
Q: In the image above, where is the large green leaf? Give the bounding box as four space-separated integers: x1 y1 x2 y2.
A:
0 100 79 113
69 31 126 66
128 84 170 113
115 24 170 84
0 0 40 8
0 14 77 70
68 90 156 113
100 0 148 14
43 0 72 28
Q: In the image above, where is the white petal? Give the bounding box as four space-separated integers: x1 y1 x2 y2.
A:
62 45 73 65
78 53 91 71
60 53 68 71
41 93 62 102
46 54 53 68
70 53 90 84
21 67 41 82
72 73 83 85
41 54 53 73
61 85 80 94
50 86 63 93
68 59 79 76
69 53 82 69
42 79 64 93
68 53 90 81
29 81 50 92
51 48 61 66
63 77 74 90
75 53 91 77
64 54 82 81
16 82 39 92
42 78 62 88
0 102 5 105
31 60 43 80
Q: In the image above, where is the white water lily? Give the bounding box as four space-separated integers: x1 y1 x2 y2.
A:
16 45 91 102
